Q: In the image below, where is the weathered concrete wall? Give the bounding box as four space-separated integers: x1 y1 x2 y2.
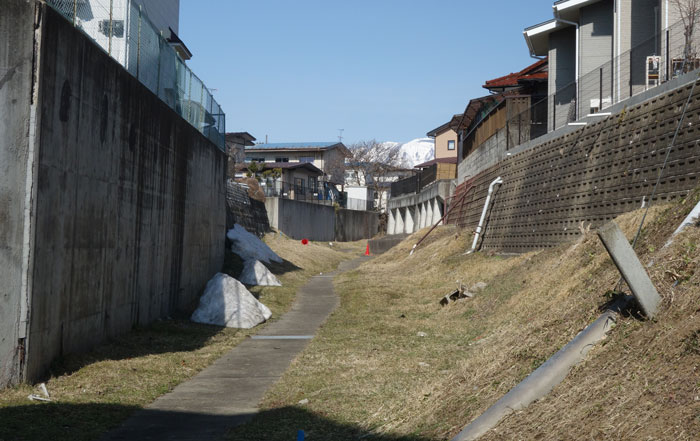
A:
15 5 226 382
266 198 335 242
0 0 37 389
265 197 378 242
368 234 409 255
335 208 379 242
457 127 507 183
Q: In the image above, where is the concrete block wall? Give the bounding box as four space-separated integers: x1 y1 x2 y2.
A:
0 3 226 385
226 181 270 237
447 78 700 253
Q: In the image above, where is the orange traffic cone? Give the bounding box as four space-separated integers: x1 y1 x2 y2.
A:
365 243 370 256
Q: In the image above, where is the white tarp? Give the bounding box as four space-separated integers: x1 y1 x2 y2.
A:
226 224 283 264
191 273 272 329
239 259 282 287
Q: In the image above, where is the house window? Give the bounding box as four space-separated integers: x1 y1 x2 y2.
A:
300 156 314 163
275 157 289 162
308 177 318 193
448 140 455 150
246 157 265 162
294 178 305 195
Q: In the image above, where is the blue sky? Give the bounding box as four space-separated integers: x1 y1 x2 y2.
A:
180 1 555 145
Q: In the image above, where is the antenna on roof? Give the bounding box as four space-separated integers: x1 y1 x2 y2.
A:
337 129 344 143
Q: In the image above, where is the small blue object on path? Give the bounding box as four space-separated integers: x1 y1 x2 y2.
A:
297 429 305 440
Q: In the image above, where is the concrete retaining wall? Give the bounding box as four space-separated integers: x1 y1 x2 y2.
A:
0 0 37 388
265 197 378 242
335 208 379 242
0 3 226 386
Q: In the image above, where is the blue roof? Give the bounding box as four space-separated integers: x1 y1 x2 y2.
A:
247 142 340 150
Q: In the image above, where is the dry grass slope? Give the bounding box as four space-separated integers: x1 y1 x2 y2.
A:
229 190 700 441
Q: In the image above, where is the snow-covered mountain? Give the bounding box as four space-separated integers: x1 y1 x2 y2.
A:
383 138 435 168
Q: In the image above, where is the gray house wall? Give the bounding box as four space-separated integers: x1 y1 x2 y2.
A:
1 2 226 386
0 0 37 389
579 0 614 116
549 27 576 131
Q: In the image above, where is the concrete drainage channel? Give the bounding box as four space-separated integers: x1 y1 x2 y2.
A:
451 219 664 441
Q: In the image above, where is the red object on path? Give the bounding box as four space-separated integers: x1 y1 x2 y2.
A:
365 243 370 256
301 238 309 245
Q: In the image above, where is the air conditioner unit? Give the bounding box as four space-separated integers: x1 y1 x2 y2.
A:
589 97 612 114
646 56 661 89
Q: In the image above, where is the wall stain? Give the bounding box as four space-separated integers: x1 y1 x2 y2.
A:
58 79 71 122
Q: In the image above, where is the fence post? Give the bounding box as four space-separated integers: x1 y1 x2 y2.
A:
136 5 142 80
72 0 77 25
187 71 193 122
108 0 113 55
666 29 670 82
599 67 603 112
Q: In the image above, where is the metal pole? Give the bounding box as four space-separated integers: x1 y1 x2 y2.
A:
108 0 113 56
553 93 556 130
599 67 603 112
73 0 77 25
666 29 670 81
136 5 142 80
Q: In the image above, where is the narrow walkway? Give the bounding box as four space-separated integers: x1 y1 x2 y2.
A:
101 256 368 441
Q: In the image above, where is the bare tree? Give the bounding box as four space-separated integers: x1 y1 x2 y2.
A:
346 139 405 211
673 0 700 70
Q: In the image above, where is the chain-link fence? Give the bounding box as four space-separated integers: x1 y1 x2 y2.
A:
46 0 226 151
466 17 700 154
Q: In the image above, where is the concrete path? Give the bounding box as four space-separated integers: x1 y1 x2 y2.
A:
101 256 368 441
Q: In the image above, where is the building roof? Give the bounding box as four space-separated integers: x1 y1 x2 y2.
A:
247 142 351 157
483 59 548 92
167 27 192 60
237 161 324 176
524 0 605 56
455 94 504 135
226 132 256 146
414 157 458 169
427 115 463 137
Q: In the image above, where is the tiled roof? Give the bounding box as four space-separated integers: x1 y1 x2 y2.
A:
483 58 548 90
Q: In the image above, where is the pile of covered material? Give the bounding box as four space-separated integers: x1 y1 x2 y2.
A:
226 224 282 286
191 273 272 328
191 224 282 328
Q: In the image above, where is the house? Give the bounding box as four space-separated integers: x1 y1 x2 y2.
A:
236 162 334 202
225 132 256 177
426 115 460 161
345 163 414 212
524 0 666 131
454 59 548 182
245 142 351 185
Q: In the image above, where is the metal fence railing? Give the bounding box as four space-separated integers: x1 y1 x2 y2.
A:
260 179 375 211
46 0 225 151
390 163 444 198
463 16 700 157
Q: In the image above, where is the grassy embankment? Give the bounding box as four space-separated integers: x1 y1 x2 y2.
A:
229 190 700 441
0 234 361 441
